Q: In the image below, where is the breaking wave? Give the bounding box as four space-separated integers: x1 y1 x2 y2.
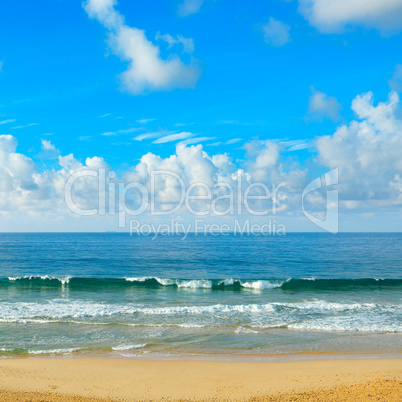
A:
3 276 401 291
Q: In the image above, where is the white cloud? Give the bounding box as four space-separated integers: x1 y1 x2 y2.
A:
40 139 59 159
262 17 291 47
316 91 402 207
0 89 401 229
179 136 216 145
153 132 193 144
178 0 205 17
308 87 341 121
299 0 402 33
389 64 402 92
84 0 200 94
0 119 16 125
41 140 56 152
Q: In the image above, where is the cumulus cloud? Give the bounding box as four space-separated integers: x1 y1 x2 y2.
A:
262 17 291 47
178 0 205 17
84 0 200 94
41 140 56 152
308 87 341 121
1 89 402 229
299 0 402 34
0 135 110 220
316 91 402 207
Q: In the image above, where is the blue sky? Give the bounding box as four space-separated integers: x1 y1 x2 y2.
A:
0 0 402 231
0 0 399 166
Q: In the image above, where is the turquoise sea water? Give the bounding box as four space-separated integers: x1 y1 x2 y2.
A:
0 233 401 357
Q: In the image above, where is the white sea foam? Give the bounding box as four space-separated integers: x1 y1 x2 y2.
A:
125 277 176 286
29 347 78 355
8 275 71 285
112 344 146 351
0 300 277 321
0 300 399 320
235 326 259 334
277 301 379 312
240 280 284 290
0 299 400 335
124 277 286 289
177 280 213 289
288 320 401 332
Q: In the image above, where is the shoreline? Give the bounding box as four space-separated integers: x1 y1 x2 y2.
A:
0 357 400 401
2 350 401 362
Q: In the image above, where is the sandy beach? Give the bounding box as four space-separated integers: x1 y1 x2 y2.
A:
0 357 400 401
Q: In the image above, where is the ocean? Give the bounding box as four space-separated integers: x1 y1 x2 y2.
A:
0 232 401 358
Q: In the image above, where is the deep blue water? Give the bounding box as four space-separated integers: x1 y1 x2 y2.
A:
0 233 401 357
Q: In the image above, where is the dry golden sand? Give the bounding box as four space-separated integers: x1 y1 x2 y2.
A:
0 358 400 401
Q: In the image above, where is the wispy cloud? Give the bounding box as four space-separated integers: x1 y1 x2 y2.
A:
136 118 155 124
279 139 309 152
308 87 341 121
179 136 215 145
263 17 291 47
178 0 205 17
119 127 142 134
99 113 111 118
174 122 194 127
11 123 37 129
389 64 402 92
225 138 243 145
101 127 142 136
153 132 193 144
0 119 16 125
133 132 162 141
155 32 194 53
217 120 238 125
78 136 92 141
